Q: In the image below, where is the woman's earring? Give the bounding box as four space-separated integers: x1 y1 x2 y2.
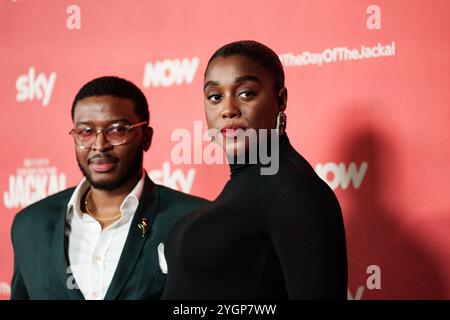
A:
276 111 287 135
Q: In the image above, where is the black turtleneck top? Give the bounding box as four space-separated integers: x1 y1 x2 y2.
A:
161 134 347 299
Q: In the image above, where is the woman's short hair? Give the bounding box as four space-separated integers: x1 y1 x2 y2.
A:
206 40 285 92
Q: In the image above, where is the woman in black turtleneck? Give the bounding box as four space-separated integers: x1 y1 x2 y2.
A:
162 40 347 300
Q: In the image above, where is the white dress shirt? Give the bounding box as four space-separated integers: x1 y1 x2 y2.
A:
65 172 145 300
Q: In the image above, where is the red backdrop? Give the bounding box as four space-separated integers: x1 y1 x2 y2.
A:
1 0 449 299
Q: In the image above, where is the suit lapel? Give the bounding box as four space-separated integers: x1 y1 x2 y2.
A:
104 176 160 300
51 200 84 300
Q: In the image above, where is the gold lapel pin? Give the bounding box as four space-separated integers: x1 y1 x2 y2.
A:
138 218 149 238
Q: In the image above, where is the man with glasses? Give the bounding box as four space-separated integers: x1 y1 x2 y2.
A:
10 76 208 300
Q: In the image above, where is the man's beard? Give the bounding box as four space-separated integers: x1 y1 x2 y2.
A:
77 149 143 191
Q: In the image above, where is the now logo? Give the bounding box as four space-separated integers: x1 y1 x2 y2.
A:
315 162 368 190
16 66 57 107
143 57 199 87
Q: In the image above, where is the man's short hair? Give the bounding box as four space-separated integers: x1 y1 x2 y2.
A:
71 76 149 123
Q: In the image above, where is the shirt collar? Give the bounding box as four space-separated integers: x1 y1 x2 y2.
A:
67 170 146 222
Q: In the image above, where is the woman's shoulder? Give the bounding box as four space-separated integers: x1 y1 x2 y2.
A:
275 166 325 197
274 162 338 210
274 146 320 185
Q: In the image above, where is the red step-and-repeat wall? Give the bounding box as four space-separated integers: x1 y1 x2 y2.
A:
1 0 449 299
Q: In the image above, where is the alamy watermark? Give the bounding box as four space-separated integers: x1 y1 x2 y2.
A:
170 121 281 175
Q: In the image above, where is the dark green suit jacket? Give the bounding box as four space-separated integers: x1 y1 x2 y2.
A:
10 176 208 300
